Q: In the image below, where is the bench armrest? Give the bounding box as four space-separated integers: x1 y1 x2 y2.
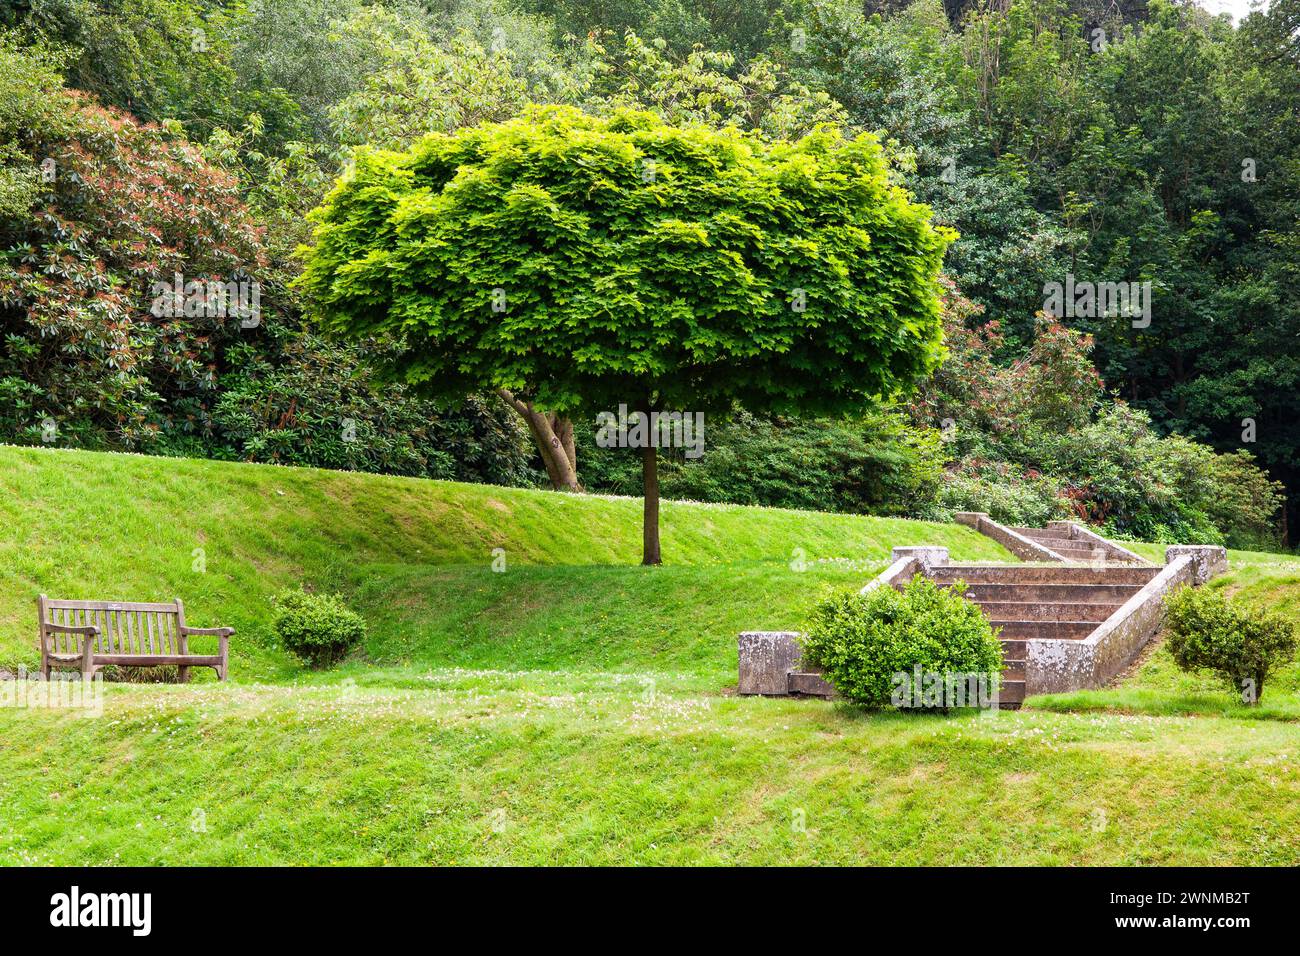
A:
44 623 100 636
40 623 98 666
178 626 234 637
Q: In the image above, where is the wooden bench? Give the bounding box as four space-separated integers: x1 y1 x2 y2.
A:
38 595 232 681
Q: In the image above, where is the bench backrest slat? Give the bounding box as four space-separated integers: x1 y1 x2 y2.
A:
40 598 182 657
46 599 180 612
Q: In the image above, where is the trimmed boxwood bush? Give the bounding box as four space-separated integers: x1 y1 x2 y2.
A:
1164 585 1296 704
800 575 1004 709
271 588 367 668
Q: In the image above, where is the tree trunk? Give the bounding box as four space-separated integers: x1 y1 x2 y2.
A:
642 433 661 566
550 413 577 477
497 389 581 492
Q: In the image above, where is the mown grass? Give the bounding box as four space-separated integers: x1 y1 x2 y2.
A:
350 561 883 686
0 445 1010 676
3 445 1300 865
2 674 1298 865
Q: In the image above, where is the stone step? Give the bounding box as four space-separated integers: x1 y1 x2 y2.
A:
998 680 1026 704
788 671 835 698
999 638 1027 658
932 565 1160 586
957 582 1144 604
991 620 1098 640
1012 527 1073 541
974 601 1123 622
1045 543 1107 558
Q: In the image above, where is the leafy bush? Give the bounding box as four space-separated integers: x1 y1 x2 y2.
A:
1164 585 1297 704
1201 451 1286 552
800 576 1004 709
930 458 1070 527
212 330 539 487
0 74 268 450
580 406 944 517
271 588 368 668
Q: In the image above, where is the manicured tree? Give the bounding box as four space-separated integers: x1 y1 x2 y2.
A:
297 105 953 564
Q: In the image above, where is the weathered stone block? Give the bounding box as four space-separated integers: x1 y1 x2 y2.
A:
787 671 835 698
890 546 949 570
1165 545 1228 584
737 631 802 695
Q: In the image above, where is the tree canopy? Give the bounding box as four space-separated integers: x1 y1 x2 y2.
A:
298 105 954 560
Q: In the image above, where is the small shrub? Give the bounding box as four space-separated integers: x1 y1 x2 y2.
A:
800 576 1004 709
271 588 367 668
1164 586 1296 704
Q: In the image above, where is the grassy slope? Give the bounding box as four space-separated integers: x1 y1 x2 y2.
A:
0 445 1010 680
3 446 1299 865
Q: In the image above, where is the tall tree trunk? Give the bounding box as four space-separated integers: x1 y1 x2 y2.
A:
641 408 661 565
497 389 580 492
639 392 660 564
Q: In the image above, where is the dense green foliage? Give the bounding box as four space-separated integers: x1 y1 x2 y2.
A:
212 332 536 484
0 85 268 449
271 587 368 667
910 287 1285 546
0 30 539 484
800 575 1004 708
297 103 952 560
581 406 944 516
1 0 1296 547
298 105 951 416
1164 584 1297 704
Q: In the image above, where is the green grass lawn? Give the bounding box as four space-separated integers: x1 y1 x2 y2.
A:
3 674 1297 865
0 444 1010 677
2 445 1299 865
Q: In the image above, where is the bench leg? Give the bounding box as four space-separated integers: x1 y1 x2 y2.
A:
177 665 191 684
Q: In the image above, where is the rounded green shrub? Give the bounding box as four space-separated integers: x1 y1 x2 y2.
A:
800 576 1004 709
1164 585 1296 704
271 588 368 668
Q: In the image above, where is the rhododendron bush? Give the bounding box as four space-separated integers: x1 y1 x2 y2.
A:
0 89 268 448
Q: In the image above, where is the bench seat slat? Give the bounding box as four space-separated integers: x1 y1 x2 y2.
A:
91 654 223 667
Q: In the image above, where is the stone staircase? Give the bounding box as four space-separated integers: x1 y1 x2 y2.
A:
954 512 1150 565
1008 526 1116 563
928 561 1162 708
738 522 1226 712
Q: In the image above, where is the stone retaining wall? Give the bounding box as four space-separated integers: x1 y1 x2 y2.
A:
1024 545 1227 694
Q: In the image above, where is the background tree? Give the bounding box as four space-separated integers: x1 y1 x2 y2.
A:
297 105 953 563
0 83 269 448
